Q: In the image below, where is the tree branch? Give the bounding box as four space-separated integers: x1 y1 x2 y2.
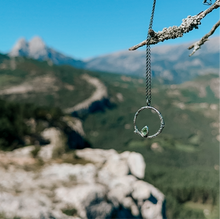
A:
188 20 220 56
129 0 220 51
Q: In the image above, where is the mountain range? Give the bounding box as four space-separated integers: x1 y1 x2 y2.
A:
9 37 84 69
9 36 219 84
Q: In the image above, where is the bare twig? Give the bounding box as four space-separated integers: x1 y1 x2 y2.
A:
188 20 220 56
129 0 220 51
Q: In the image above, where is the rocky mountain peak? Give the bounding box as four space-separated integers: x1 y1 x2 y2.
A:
8 36 85 68
9 37 29 57
9 36 47 60
28 36 47 59
29 36 45 46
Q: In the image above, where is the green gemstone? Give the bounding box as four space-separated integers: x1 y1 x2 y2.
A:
141 126 149 137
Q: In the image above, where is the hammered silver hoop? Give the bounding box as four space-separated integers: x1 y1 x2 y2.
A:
134 106 165 138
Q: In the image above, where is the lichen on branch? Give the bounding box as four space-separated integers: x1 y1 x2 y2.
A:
129 0 220 51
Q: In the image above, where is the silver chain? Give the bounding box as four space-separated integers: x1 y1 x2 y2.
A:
134 0 165 139
146 0 156 106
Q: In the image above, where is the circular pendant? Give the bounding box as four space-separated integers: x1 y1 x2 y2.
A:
134 106 165 138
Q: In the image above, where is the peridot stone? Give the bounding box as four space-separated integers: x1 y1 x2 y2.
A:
141 126 149 137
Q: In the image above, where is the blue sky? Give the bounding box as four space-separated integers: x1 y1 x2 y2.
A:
0 0 219 59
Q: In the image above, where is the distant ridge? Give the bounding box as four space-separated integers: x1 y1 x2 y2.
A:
9 36 219 84
84 36 219 83
9 36 85 69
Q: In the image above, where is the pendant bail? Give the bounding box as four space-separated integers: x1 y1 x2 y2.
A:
146 99 151 106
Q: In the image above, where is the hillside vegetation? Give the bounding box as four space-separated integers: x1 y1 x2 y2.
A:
82 72 219 219
0 53 219 219
0 54 95 109
0 54 93 150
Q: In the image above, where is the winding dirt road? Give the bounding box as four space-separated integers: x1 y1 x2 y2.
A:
64 74 108 114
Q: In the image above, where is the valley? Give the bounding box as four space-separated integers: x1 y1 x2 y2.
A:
82 72 219 218
0 53 219 219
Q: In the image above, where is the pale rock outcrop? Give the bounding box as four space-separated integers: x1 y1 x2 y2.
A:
38 144 55 161
101 153 129 177
6 146 35 158
41 127 63 146
0 191 74 219
73 149 164 219
0 134 63 164
75 148 117 166
41 163 97 184
141 200 163 219
55 184 111 219
0 147 165 219
132 180 151 201
107 175 137 208
75 148 146 179
123 197 139 216
38 127 64 161
127 151 146 179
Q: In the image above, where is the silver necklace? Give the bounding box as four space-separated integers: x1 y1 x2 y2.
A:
134 0 165 138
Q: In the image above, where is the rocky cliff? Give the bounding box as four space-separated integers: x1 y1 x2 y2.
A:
0 141 165 219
